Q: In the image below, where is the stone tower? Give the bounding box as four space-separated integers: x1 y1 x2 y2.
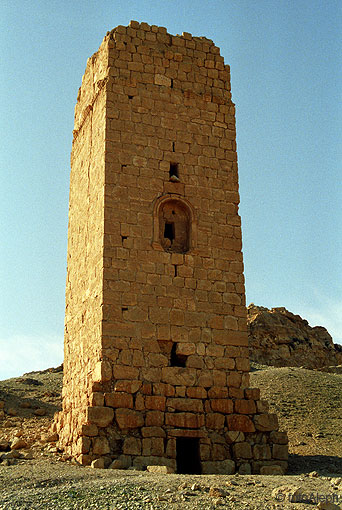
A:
54 21 288 474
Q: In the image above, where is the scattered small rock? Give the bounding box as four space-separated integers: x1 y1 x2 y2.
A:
209 487 225 498
11 438 28 450
146 465 175 474
0 440 10 452
33 408 46 416
309 471 320 477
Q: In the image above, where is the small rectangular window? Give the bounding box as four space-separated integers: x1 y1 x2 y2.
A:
169 163 179 180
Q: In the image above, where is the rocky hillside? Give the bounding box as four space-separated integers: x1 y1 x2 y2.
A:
248 304 342 369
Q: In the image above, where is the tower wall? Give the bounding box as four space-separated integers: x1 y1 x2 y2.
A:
54 22 288 474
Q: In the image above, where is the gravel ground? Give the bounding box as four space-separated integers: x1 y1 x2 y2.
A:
1 455 342 510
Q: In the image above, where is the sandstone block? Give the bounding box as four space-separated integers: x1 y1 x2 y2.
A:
272 444 288 460
234 399 256 414
145 396 166 411
145 411 164 426
226 431 245 443
93 361 112 382
109 454 132 469
167 398 203 413
123 437 141 455
77 436 91 454
90 392 105 406
244 388 260 400
253 444 271 460
142 437 164 456
91 458 105 469
165 412 204 428
233 442 252 459
210 399 233 414
141 426 166 437
254 413 279 432
226 414 255 433
93 437 110 455
113 365 139 380
186 387 207 399
87 406 114 427
256 400 269 413
206 413 225 429
161 367 196 386
81 424 99 437
208 387 228 398
116 409 144 429
270 431 288 444
105 392 133 408
114 380 142 393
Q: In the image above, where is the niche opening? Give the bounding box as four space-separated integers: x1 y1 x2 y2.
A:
159 199 190 253
170 343 187 367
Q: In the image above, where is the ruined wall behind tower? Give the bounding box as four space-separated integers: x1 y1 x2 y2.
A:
54 22 288 474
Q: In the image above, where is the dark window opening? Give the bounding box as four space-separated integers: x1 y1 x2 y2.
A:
176 438 201 474
121 235 128 243
122 307 128 312
159 198 190 253
172 142 175 152
164 222 175 242
128 95 133 99
170 342 187 367
171 78 174 88
169 163 179 179
174 265 177 277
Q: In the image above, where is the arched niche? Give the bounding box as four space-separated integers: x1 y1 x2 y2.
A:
152 195 196 253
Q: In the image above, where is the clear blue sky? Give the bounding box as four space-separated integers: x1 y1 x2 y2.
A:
1 0 341 379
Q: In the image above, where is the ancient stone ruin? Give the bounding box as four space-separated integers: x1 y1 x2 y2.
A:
53 21 288 474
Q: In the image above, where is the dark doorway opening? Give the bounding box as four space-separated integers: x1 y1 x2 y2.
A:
176 438 201 474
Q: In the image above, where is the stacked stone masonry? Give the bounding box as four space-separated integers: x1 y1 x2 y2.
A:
53 21 288 474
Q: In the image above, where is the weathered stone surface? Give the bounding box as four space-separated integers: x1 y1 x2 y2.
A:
272 444 289 460
109 455 131 469
91 458 105 469
227 414 255 433
233 442 252 459
116 409 144 429
105 392 133 408
87 406 114 427
210 399 233 414
270 431 288 444
254 413 278 432
248 304 342 369
253 444 271 460
93 437 110 455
